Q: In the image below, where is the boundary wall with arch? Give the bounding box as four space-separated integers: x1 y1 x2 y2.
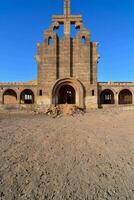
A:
98 82 134 107
0 83 37 105
1 81 134 109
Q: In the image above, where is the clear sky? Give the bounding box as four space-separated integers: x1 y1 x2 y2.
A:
0 0 134 82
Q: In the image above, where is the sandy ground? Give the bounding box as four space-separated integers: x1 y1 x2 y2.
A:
0 108 134 200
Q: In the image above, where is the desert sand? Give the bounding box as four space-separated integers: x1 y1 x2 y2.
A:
0 108 134 199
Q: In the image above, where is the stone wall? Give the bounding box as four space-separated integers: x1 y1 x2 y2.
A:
36 21 99 109
98 82 134 107
0 83 37 105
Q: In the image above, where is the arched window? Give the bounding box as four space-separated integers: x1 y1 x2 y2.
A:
100 89 114 104
81 36 86 44
92 90 95 96
70 24 80 38
3 89 17 104
48 37 53 46
20 89 34 104
39 90 42 96
54 24 64 38
119 89 132 104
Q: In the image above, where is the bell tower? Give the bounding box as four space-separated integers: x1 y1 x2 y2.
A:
36 0 99 109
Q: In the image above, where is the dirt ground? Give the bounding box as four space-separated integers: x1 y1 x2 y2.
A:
0 108 134 200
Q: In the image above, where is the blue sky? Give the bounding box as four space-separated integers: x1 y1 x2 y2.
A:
0 0 134 82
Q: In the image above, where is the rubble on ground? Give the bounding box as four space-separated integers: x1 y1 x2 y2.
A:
45 104 85 117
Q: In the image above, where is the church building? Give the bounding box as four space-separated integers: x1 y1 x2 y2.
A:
0 0 134 109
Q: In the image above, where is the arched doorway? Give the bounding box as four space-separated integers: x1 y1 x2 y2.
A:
52 78 84 108
20 89 34 104
100 89 114 104
119 89 132 104
58 85 76 104
3 89 17 104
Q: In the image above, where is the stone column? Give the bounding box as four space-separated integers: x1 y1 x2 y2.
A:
0 89 3 104
132 92 134 104
0 94 2 104
114 92 118 106
63 35 71 77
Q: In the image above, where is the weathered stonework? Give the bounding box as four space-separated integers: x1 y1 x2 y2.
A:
0 0 134 109
36 0 98 109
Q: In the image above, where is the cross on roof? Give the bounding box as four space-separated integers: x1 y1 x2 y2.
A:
64 0 70 16
52 0 83 35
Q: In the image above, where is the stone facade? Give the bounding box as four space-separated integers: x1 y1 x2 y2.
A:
36 0 98 109
0 0 134 109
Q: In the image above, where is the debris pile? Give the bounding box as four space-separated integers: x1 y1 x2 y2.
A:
45 104 85 117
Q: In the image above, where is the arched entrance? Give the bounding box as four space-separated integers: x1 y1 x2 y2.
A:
58 85 76 104
20 89 34 104
3 89 17 104
100 89 114 104
119 89 132 104
52 78 84 108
